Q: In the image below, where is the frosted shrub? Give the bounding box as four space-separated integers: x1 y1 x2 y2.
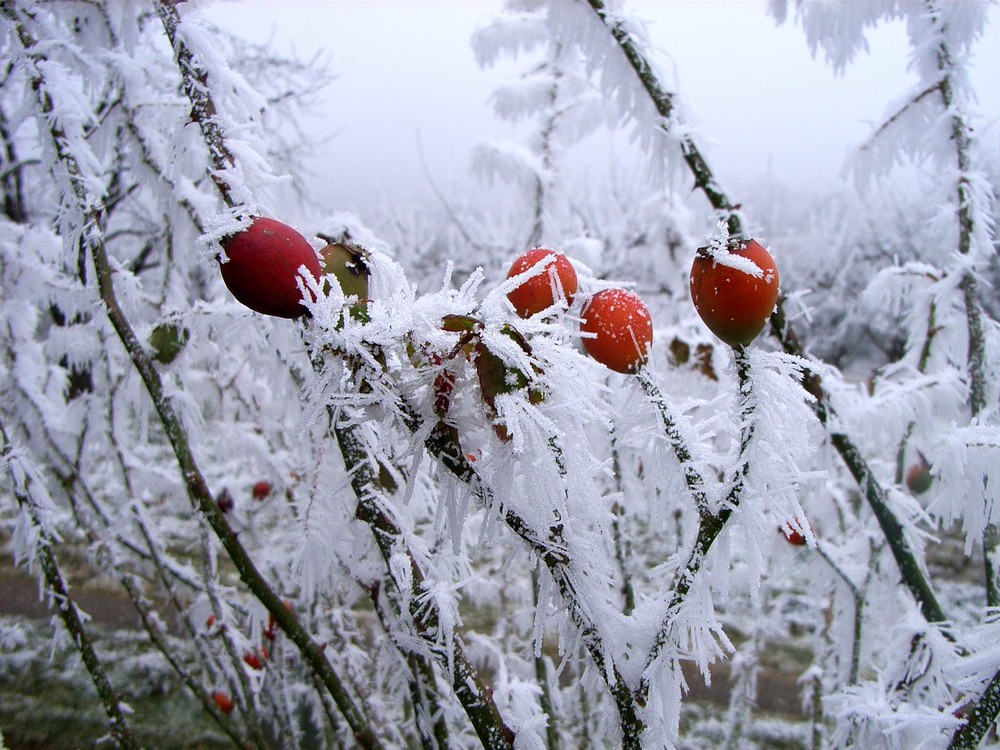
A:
0 1 997 749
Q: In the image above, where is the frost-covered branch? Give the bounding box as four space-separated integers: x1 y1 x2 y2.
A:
583 0 743 237
364 579 451 750
636 370 710 517
61 479 251 746
926 3 999 739
586 0 951 632
395 395 646 746
0 101 27 223
637 347 755 708
154 0 237 209
609 433 637 615
860 80 943 150
948 666 1000 750
927 0 991 421
333 417 517 749
6 5 383 743
0 418 139 750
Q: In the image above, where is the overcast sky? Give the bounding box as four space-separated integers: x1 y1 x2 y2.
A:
203 0 1000 215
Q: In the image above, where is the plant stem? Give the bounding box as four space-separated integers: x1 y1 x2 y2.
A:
928 0 994 609
154 0 237 208
584 0 743 237
636 347 755 709
636 369 710 517
400 401 645 746
532 565 561 750
947 664 1000 750
333 418 516 749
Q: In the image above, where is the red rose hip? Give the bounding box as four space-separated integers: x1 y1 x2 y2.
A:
212 690 235 714
689 239 779 347
580 288 653 374
219 217 321 319
506 248 578 318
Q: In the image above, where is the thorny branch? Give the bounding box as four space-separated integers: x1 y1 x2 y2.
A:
155 1 515 745
584 0 949 632
6 3 383 746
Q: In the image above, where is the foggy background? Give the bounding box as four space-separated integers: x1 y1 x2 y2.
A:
202 0 1000 217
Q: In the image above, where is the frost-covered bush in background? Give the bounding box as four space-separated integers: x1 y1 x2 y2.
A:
0 1 998 749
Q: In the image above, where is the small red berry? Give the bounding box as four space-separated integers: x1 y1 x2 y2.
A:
242 650 264 670
780 519 809 546
689 239 779 347
219 217 321 319
506 248 578 318
213 690 235 714
251 481 271 501
580 288 653 374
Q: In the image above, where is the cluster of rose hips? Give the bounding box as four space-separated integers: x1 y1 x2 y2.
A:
215 217 812 527
214 215 782 369
504 246 653 374
214 216 660 374
209 217 946 583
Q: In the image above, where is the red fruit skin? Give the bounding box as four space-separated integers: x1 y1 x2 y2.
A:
506 248 578 318
780 519 809 546
242 651 264 670
219 217 321 319
782 528 807 546
213 691 235 714
251 480 271 501
580 289 653 374
689 239 779 347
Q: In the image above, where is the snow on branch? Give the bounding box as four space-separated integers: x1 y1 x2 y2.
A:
0 417 140 749
580 0 952 636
